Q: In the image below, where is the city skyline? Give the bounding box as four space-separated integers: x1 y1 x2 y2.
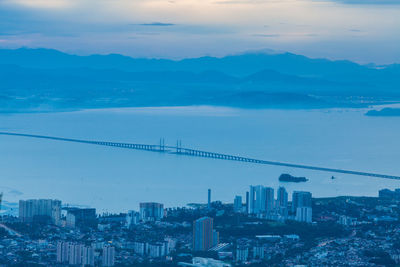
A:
1 185 400 265
1 0 399 265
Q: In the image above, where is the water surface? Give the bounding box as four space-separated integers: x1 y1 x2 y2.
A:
0 106 399 213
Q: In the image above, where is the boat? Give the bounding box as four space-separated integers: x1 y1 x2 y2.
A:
279 173 308 183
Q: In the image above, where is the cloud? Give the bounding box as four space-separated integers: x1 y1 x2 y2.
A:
8 189 23 196
252 34 281 38
138 22 176 26
1 0 73 9
0 0 399 64
214 0 282 4
321 0 400 4
252 33 319 38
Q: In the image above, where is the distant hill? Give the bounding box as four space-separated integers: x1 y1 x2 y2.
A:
0 48 399 112
1 48 399 79
366 108 400 116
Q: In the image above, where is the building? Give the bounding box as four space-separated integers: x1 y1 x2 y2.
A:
277 187 288 208
66 208 97 228
82 246 95 266
193 217 217 251
236 246 249 262
57 241 70 263
133 242 146 256
147 242 169 258
295 207 312 223
179 257 231 267
213 229 219 247
338 215 357 226
379 189 396 199
57 241 94 266
102 246 115 266
139 202 164 222
249 185 262 214
264 187 274 212
19 199 61 225
245 191 249 213
68 243 83 265
249 186 274 215
233 196 242 213
126 210 140 228
208 189 211 208
292 191 312 213
253 246 265 259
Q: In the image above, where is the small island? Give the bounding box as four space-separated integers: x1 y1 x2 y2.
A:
365 108 400 117
279 173 309 183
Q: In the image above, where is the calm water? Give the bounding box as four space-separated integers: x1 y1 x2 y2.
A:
1 106 400 213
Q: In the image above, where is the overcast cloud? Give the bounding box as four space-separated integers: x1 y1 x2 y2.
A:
0 0 399 64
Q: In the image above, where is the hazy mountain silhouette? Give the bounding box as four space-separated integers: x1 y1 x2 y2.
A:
0 48 399 112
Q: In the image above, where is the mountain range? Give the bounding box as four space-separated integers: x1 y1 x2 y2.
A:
0 48 399 112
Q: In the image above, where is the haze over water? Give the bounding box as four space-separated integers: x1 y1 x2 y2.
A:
1 105 400 213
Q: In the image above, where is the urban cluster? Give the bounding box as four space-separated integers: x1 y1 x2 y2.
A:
0 186 400 266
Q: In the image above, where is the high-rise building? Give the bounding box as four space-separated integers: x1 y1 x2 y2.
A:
208 189 211 208
82 246 95 266
57 241 70 263
249 186 274 215
292 191 312 213
66 208 97 228
379 189 395 199
133 242 146 256
57 241 94 266
236 246 249 262
249 185 263 214
253 246 265 259
68 243 83 265
126 210 140 228
193 217 216 251
19 199 61 225
102 246 115 266
139 202 164 222
264 187 275 212
245 191 249 213
212 229 219 247
295 207 312 223
233 195 243 213
277 187 288 208
147 242 168 258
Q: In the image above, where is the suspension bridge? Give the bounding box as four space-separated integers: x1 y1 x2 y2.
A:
1 131 399 180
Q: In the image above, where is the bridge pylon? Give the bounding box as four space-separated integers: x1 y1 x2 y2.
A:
176 140 182 154
159 138 166 152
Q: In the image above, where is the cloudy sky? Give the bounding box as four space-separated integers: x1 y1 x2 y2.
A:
0 0 399 64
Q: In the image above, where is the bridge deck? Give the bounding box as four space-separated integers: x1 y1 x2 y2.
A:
1 131 399 180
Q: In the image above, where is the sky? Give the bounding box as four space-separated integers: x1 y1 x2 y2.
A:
0 0 399 64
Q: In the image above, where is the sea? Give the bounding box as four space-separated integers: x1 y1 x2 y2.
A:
1 105 399 214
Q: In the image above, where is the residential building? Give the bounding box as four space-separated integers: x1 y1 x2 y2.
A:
102 246 115 266
295 207 312 223
236 246 249 262
193 217 216 251
233 195 242 213
66 208 97 228
19 199 61 225
126 210 140 228
277 187 288 208
139 202 164 222
292 191 312 213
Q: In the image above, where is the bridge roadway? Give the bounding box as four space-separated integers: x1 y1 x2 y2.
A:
1 131 400 180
